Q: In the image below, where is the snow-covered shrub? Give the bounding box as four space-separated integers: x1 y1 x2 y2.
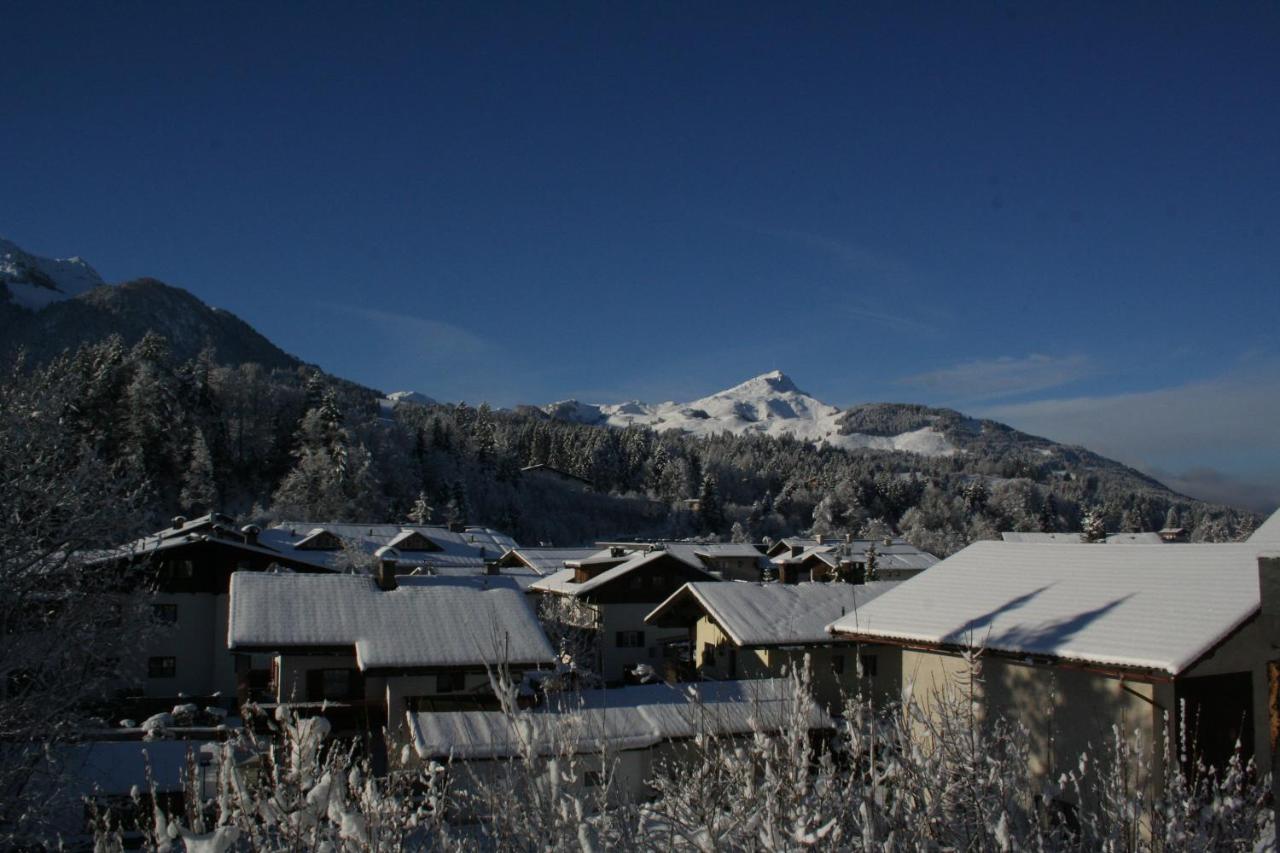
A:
98 658 1273 851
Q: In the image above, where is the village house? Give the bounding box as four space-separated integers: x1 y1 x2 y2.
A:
86 515 530 710
90 513 336 708
493 546 602 577
226 558 557 757
530 549 719 684
404 678 832 809
826 538 1280 796
770 536 938 584
595 540 771 581
645 580 902 710
263 520 520 574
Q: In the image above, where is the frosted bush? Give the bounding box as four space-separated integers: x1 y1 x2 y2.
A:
98 660 1271 851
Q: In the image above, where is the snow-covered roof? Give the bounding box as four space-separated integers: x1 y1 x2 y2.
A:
826 541 1270 675
529 550 716 598
1002 531 1166 545
772 539 938 572
647 581 900 646
501 547 601 575
258 522 516 573
1106 532 1165 545
228 572 556 669
408 679 831 760
1250 508 1280 544
1000 532 1083 544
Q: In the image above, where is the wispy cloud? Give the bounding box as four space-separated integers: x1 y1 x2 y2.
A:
981 367 1280 512
902 354 1094 401
323 303 493 357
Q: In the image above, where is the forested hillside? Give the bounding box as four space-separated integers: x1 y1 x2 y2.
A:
3 333 1256 553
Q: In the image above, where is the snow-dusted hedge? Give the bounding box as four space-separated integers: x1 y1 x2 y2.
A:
93 659 1271 852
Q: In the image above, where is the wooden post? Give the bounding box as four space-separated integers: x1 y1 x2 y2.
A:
1256 554 1280 826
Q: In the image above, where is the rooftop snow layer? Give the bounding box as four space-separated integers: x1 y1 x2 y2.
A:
228 572 556 669
503 547 601 574
1250 508 1280 544
826 540 1270 675
648 581 900 646
408 678 830 759
530 550 714 597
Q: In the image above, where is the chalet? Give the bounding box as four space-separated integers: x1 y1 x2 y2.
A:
529 550 719 684
596 540 771 581
645 581 901 710
826 539 1279 793
263 521 519 573
226 564 557 752
771 538 938 584
493 546 602 577
90 513 335 707
404 679 832 808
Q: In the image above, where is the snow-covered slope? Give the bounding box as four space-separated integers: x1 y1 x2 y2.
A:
0 238 105 310
543 370 958 457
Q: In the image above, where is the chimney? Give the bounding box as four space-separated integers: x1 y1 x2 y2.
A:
815 534 824 546
845 532 852 544
485 561 500 576
171 516 187 530
241 524 260 546
374 546 399 591
448 521 465 533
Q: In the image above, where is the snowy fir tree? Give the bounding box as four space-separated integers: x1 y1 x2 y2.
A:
697 473 725 534
179 427 218 514
1081 506 1108 542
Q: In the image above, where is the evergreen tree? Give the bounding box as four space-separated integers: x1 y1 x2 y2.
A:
446 480 470 526
1081 507 1107 543
730 521 749 544
1164 506 1182 530
408 490 434 525
179 428 218 514
697 474 725 534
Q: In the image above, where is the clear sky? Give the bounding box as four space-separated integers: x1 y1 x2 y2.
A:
4 2 1279 511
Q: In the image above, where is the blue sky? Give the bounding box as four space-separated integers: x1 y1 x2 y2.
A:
4 2 1279 511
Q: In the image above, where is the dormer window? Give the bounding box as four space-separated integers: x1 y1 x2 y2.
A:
295 529 342 551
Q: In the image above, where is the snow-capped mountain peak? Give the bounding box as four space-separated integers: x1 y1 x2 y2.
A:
721 369 803 397
0 238 106 311
542 372 959 457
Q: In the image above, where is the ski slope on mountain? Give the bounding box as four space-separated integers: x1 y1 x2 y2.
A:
543 370 959 457
0 238 105 310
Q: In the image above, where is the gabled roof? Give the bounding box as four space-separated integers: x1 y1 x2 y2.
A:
259 523 516 571
228 572 556 670
408 679 831 760
1250 508 1280 544
826 541 1269 676
647 581 900 646
529 550 717 598
500 547 601 575
772 539 938 572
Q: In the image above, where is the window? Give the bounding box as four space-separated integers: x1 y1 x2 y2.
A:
152 603 178 624
858 654 878 678
436 671 467 693
164 560 194 579
616 630 645 648
148 657 176 679
305 668 363 701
